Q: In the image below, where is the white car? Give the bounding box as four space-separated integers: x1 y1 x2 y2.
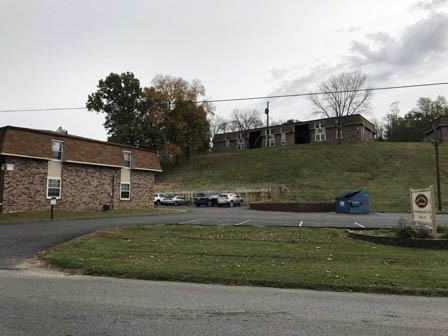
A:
162 195 191 206
217 193 243 207
154 193 167 206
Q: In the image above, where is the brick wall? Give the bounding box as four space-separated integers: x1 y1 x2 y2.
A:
61 163 118 211
1 157 156 213
2 157 49 212
117 170 155 209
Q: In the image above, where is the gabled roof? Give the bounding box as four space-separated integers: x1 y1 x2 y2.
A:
0 126 162 172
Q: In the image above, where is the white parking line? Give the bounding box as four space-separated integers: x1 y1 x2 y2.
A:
354 222 365 228
179 218 207 224
299 220 304 227
234 220 252 226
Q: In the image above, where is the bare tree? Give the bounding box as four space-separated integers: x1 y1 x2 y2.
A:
309 70 372 141
231 108 263 133
209 114 228 138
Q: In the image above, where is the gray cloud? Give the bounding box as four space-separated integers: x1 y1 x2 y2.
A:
269 8 448 109
347 12 448 82
414 0 448 11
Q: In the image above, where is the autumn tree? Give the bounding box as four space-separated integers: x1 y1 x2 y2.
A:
87 73 212 162
309 70 372 141
86 72 148 146
147 75 212 161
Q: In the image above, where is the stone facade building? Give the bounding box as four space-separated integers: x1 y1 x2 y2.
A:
0 126 162 213
212 114 376 152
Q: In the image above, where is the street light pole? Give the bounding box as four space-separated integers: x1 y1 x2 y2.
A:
265 101 269 148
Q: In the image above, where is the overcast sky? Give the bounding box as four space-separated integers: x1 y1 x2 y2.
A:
1 0 448 140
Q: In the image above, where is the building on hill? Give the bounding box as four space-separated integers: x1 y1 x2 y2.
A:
212 114 376 152
425 116 448 142
0 126 162 213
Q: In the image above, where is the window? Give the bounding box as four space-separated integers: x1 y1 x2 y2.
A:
47 178 61 198
315 133 326 142
237 139 245 150
314 121 325 129
123 151 132 168
51 140 63 160
336 130 343 140
281 133 286 145
120 183 130 200
225 140 230 151
269 135 275 147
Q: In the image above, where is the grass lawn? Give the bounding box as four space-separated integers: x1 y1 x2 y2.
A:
39 225 448 296
0 208 177 224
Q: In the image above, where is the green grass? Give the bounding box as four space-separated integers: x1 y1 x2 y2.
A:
40 225 448 296
156 142 448 211
0 208 177 224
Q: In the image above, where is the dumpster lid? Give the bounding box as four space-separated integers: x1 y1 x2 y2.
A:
337 190 361 198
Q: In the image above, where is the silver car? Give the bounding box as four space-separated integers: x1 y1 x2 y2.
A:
217 193 243 207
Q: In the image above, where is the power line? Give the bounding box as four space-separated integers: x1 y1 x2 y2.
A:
198 82 448 103
0 107 87 113
1 81 447 113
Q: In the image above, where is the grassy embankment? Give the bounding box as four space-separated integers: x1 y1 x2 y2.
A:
156 142 448 212
40 225 448 296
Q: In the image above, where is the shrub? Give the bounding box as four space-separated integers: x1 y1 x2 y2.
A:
396 227 417 239
414 229 432 239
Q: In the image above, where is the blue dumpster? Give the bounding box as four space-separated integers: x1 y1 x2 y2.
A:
335 190 369 214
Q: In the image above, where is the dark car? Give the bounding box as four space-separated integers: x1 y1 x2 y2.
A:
194 193 218 207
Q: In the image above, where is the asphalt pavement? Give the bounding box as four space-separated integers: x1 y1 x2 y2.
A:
1 206 447 269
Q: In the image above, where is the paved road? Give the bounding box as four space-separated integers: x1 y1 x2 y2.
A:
2 206 447 269
1 269 448 336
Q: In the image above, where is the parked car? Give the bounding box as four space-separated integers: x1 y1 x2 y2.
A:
163 195 190 206
217 193 243 207
194 193 219 207
154 193 167 206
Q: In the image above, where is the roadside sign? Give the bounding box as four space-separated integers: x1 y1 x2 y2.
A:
410 186 436 235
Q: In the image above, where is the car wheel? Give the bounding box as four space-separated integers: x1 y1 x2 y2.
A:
207 200 212 207
229 201 234 208
155 200 161 206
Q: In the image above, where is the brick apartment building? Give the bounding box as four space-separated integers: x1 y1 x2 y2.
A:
212 114 376 152
0 126 162 213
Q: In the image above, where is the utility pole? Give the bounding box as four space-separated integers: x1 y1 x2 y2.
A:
265 101 269 147
430 125 443 211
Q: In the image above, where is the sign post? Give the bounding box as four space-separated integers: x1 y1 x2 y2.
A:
410 186 436 236
50 197 56 220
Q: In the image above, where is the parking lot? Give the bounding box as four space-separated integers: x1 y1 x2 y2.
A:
154 204 428 229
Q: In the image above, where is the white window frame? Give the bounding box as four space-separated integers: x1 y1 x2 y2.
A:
51 140 64 161
281 133 286 145
123 151 132 168
120 183 130 200
47 178 61 199
315 133 327 142
336 130 343 140
237 139 245 150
